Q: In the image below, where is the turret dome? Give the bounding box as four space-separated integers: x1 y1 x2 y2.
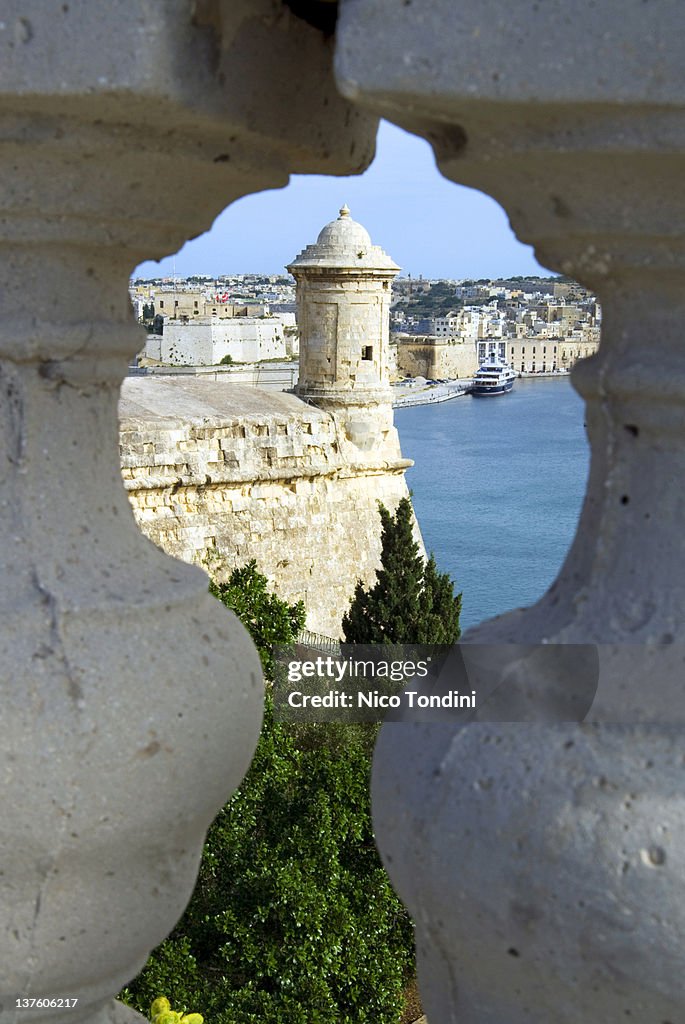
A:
287 205 399 273
315 204 372 250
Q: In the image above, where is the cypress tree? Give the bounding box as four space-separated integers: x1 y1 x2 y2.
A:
342 498 462 644
417 554 462 643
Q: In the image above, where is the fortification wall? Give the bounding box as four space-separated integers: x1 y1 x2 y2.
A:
150 318 294 366
120 377 414 637
395 334 478 379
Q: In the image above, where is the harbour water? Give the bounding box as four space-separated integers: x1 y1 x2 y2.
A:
395 377 590 631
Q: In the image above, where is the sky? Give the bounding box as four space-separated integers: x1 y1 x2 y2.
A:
134 120 552 281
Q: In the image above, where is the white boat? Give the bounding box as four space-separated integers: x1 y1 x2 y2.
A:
469 356 516 397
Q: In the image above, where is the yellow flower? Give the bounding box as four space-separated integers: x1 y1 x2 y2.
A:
150 999 170 1020
154 1012 182 1024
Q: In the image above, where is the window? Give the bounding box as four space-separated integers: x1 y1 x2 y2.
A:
159 300 164 308
362 345 373 361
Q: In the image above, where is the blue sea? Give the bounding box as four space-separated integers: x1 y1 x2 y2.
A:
395 377 590 631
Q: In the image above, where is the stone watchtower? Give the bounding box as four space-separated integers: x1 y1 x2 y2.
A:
288 205 400 452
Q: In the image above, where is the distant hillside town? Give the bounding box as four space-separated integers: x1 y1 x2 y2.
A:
130 272 600 379
390 274 600 378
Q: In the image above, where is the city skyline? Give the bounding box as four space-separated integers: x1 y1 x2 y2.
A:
135 120 552 282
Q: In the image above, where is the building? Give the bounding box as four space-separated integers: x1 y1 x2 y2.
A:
142 314 297 365
499 332 599 373
151 290 267 319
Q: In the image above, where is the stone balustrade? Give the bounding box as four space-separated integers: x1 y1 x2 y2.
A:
336 0 685 1020
0 3 376 1022
3 0 685 1022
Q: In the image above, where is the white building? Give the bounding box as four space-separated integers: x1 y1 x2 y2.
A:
431 304 508 340
141 314 297 366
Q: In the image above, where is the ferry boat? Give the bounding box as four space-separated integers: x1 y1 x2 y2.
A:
469 356 516 397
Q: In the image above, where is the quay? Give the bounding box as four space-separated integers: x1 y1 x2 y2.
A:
392 378 471 408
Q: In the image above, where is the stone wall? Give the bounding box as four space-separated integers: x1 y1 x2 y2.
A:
138 361 299 390
143 317 297 365
395 333 479 378
120 377 415 637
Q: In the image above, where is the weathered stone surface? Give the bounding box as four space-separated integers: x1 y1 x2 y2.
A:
395 334 478 380
374 720 685 1023
338 1 685 1020
0 2 378 1020
2 1 376 173
288 205 402 455
117 205 414 638
120 378 414 637
145 317 296 366
336 0 685 107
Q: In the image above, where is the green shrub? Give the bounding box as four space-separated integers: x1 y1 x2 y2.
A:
121 562 413 1024
209 560 304 678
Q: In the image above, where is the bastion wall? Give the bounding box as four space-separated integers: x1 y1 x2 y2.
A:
395 333 479 379
119 377 414 637
143 317 297 365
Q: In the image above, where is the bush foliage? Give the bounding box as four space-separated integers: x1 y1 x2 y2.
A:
209 560 305 678
121 561 413 1024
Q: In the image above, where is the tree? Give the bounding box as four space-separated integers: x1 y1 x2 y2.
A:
121 562 414 1024
209 560 304 677
418 554 462 643
342 497 461 644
